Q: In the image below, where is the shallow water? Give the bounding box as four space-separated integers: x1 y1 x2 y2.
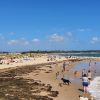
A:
72 61 100 100
73 62 100 76
89 76 100 100
63 53 100 57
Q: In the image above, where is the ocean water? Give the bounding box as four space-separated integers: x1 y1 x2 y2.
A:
62 53 100 99
89 76 100 100
72 62 100 100
63 53 100 57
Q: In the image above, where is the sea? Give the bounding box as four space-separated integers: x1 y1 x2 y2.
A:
62 53 100 100
63 53 100 57
88 62 100 100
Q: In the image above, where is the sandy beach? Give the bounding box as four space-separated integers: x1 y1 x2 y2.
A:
1 0 100 99
0 55 100 100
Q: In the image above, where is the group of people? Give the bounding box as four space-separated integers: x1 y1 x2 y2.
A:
56 61 94 94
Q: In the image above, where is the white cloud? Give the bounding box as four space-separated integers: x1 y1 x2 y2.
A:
23 41 29 45
7 38 40 46
0 34 5 40
8 39 29 46
49 34 64 42
20 37 26 40
78 28 85 32
32 38 40 42
67 32 72 36
64 32 73 41
78 28 91 32
92 37 98 41
65 32 73 38
90 37 99 44
9 32 16 35
8 40 18 45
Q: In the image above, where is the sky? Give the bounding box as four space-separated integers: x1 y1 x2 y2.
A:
0 0 100 52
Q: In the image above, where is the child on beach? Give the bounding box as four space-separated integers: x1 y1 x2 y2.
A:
74 70 81 77
56 71 63 87
56 72 59 79
82 69 87 77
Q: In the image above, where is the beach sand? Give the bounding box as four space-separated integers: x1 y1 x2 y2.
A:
0 55 100 100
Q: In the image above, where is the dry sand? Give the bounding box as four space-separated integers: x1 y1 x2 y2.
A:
22 62 80 100
0 56 100 100
0 56 66 69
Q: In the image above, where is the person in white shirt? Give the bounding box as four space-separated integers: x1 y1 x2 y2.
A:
82 74 89 93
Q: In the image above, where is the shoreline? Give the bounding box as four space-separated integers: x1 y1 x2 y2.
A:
0 56 100 100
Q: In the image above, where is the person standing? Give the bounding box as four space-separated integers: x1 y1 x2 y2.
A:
89 60 91 66
82 74 89 93
62 62 66 72
82 69 87 77
87 70 92 81
56 71 63 87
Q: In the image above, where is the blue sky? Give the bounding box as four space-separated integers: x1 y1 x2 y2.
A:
0 0 100 51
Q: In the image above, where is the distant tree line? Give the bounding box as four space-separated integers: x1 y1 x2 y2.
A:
0 52 9 54
1 50 100 54
20 50 100 54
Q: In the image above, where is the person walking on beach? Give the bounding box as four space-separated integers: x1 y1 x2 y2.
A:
87 70 92 82
62 62 66 72
89 60 91 66
82 74 89 93
56 71 63 87
56 71 59 79
94 62 97 76
82 69 87 77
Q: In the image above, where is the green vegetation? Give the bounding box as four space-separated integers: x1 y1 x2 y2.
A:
20 50 100 54
0 50 100 57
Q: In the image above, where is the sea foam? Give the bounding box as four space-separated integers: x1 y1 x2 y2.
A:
89 76 100 100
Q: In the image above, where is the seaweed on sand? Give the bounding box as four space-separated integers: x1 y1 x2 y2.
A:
0 66 59 100
0 77 58 100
